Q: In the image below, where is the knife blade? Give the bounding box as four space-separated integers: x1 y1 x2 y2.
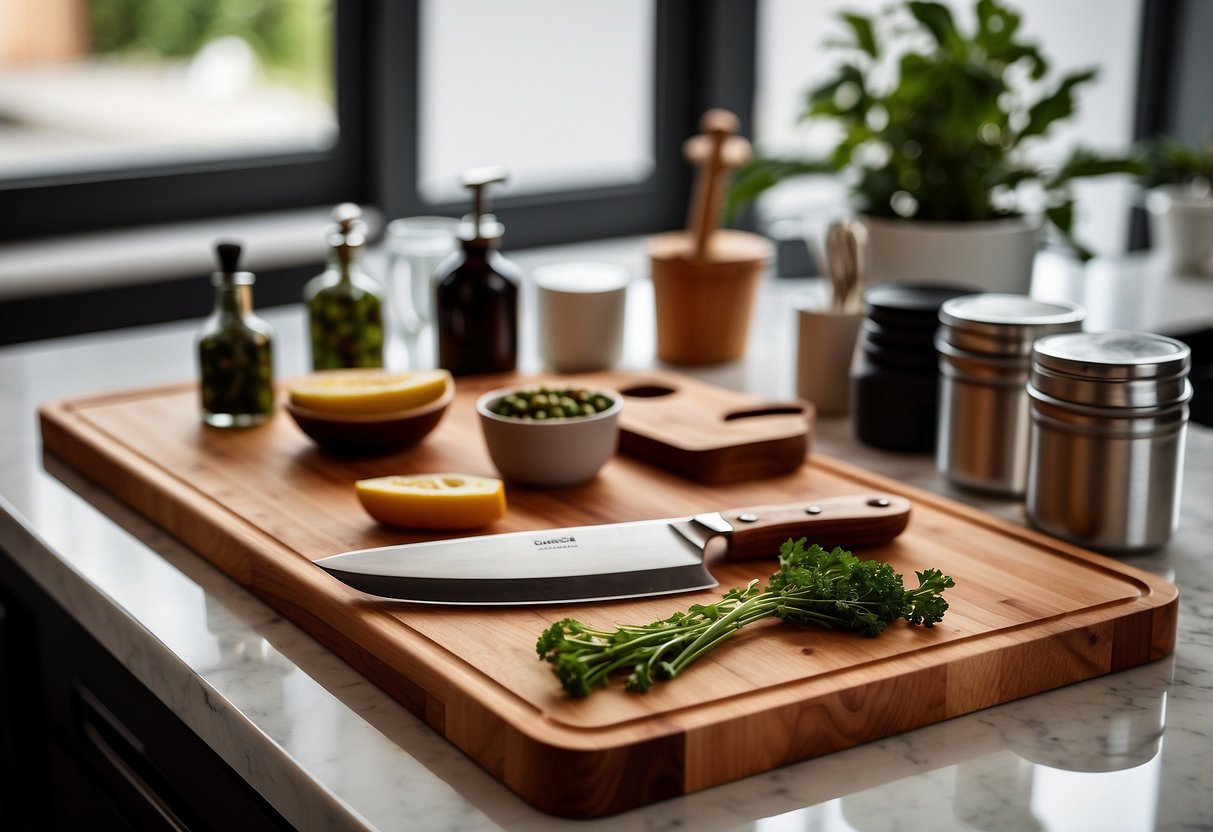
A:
315 494 911 605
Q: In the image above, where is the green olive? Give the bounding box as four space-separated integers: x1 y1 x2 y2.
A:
489 387 615 420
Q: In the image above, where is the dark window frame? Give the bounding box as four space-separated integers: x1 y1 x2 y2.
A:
371 0 757 249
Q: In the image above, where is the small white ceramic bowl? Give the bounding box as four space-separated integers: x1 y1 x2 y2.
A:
475 385 623 487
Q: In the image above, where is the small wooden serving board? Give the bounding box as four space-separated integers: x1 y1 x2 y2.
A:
38 372 1177 818
608 369 812 481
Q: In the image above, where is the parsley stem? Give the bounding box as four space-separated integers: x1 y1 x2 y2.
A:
536 542 954 698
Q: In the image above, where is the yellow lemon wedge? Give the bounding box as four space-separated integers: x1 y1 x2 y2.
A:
288 369 450 415
355 474 506 530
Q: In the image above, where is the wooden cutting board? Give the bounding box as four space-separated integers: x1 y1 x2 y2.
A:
38 373 1177 819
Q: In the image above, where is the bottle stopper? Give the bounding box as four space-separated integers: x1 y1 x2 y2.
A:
215 240 243 274
329 203 367 248
459 166 507 245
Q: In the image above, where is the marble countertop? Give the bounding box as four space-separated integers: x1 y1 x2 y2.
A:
1 240 1211 831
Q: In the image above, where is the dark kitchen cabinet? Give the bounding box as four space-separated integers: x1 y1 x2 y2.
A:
0 548 293 831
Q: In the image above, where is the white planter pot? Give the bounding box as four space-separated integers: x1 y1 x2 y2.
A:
862 215 1041 294
1146 185 1213 275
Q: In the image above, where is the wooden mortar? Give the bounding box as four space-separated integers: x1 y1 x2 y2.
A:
651 109 773 365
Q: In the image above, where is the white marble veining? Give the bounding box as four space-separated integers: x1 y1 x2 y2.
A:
1 242 1211 831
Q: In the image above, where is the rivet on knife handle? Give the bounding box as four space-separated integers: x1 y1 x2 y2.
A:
722 494 911 560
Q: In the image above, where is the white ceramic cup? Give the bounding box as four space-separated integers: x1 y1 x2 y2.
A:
532 262 630 373
793 292 864 416
1147 185 1213 275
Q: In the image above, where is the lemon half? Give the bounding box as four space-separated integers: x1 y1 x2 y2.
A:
289 369 450 415
355 473 506 530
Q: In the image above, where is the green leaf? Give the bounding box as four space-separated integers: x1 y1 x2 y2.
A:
1045 200 1095 261
985 164 1041 191
973 0 1047 78
1133 134 1213 187
889 52 937 106
975 0 1020 47
841 12 879 58
724 157 835 222
828 125 874 170
1046 147 1141 189
804 63 868 120
1020 68 1098 141
908 1 961 55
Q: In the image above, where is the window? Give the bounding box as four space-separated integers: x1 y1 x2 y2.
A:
0 0 365 242
0 0 336 180
416 0 655 203
3 0 751 249
374 0 721 249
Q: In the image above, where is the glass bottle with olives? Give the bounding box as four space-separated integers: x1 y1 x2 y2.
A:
304 203 386 370
197 241 276 427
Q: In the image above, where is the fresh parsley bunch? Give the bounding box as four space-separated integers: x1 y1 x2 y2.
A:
537 540 954 698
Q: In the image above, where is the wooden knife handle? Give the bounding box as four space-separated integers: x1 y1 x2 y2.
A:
722 495 911 560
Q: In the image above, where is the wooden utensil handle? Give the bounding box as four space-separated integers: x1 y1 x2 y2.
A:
684 109 751 259
722 495 911 560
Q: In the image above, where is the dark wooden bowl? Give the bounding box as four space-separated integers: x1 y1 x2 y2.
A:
284 383 454 455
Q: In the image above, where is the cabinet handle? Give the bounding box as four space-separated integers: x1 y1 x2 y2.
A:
74 684 192 832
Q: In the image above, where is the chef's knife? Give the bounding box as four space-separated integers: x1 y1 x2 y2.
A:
316 494 911 605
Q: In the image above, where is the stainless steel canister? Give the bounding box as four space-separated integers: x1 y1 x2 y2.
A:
1026 331 1192 553
936 294 1085 495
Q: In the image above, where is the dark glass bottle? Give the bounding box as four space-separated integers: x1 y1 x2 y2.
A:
435 167 521 376
304 203 385 370
197 241 275 427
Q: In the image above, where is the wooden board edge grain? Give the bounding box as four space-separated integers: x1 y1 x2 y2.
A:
475 594 1175 816
674 597 1177 799
682 661 950 795
444 688 687 819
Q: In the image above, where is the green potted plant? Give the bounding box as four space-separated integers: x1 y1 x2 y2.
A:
1135 135 1213 274
727 0 1137 291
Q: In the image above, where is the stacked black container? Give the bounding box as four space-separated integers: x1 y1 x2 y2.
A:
852 284 972 452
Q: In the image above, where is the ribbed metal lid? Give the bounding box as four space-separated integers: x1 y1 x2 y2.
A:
1030 331 1191 408
939 294 1084 357
1034 331 1190 378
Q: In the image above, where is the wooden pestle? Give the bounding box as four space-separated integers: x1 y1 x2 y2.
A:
683 109 752 260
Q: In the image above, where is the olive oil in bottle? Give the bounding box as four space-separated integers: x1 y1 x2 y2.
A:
434 167 522 376
197 241 276 427
304 203 386 370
